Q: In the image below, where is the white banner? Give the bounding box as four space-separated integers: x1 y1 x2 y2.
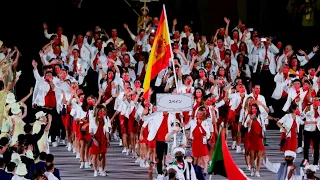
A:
156 93 193 112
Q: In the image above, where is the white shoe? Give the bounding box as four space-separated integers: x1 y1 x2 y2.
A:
76 153 80 159
56 137 60 144
255 172 260 177
61 140 66 145
119 140 123 146
236 146 242 153
250 168 255 177
80 162 84 169
122 148 127 153
52 142 58 147
85 162 91 168
246 165 251 171
132 152 137 159
94 170 98 177
296 147 303 154
231 141 236 150
135 157 141 163
126 150 130 156
140 160 144 167
72 147 76 153
145 161 149 168
67 143 72 152
48 136 52 143
99 170 107 176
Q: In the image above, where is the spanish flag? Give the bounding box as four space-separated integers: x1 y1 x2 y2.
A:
143 5 173 101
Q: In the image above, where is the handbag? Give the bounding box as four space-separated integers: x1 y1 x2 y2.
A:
279 122 293 147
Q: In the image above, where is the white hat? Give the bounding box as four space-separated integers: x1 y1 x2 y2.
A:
15 163 28 176
0 40 3 48
35 111 46 120
6 93 16 104
10 102 21 115
305 164 318 172
141 6 149 12
166 165 179 172
173 147 185 155
284 150 296 159
11 153 21 165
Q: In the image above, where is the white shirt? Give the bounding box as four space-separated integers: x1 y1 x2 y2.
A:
278 114 304 137
304 105 320 132
45 171 59 180
44 30 69 52
32 69 53 107
263 158 303 180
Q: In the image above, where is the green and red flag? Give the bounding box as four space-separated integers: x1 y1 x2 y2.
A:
208 130 248 180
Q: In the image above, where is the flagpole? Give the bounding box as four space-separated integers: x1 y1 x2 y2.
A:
163 5 179 92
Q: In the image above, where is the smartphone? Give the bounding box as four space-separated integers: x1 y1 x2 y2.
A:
261 38 267 42
97 28 101 31
151 29 155 33
247 28 254 32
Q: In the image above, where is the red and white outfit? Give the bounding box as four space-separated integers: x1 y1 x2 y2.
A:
278 114 304 152
89 115 111 154
244 115 266 151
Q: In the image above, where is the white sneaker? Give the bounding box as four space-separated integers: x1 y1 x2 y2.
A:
61 140 66 145
145 161 149 168
255 172 260 177
231 141 236 150
94 170 98 177
122 148 127 153
52 142 58 147
67 143 72 152
236 146 242 153
246 165 251 171
72 147 76 153
135 157 141 163
48 136 52 143
126 150 130 156
250 168 255 177
85 162 91 168
296 147 303 154
132 152 137 159
80 162 84 169
76 153 80 159
56 137 60 144
99 171 107 176
140 160 144 167
119 140 123 146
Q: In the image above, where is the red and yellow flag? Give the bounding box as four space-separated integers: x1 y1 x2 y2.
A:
143 6 172 101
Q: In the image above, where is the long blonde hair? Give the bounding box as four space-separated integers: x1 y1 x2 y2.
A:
94 104 107 125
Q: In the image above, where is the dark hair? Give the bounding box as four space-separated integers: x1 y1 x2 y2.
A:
24 124 33 134
39 152 48 161
289 103 298 113
0 157 5 167
250 103 261 115
6 162 16 172
46 154 54 163
0 80 4 90
81 95 95 111
46 163 54 171
17 134 26 145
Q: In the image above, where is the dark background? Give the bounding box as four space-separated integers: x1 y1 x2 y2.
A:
0 0 319 120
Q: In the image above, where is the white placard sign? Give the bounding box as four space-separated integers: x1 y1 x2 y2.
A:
156 93 193 112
